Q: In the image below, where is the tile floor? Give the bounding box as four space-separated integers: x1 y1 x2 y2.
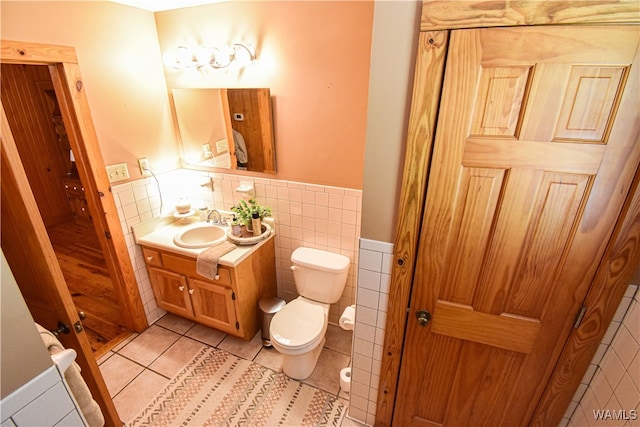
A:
98 313 365 426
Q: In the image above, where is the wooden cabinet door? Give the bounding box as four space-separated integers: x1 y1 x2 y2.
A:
148 267 193 319
189 278 238 334
394 26 640 426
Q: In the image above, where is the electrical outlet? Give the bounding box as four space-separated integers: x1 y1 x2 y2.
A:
138 157 151 176
106 163 130 183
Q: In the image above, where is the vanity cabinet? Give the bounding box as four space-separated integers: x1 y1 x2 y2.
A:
141 237 276 340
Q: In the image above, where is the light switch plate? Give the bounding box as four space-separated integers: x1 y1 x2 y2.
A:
106 163 129 182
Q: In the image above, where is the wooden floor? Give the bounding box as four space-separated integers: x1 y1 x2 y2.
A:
47 219 131 357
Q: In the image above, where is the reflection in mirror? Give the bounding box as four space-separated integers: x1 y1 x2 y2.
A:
172 88 276 174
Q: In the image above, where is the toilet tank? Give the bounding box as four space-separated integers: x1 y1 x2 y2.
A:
291 247 350 303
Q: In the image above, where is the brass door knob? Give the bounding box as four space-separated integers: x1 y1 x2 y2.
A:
416 310 431 327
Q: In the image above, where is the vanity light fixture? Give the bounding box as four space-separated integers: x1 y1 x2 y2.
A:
164 43 255 70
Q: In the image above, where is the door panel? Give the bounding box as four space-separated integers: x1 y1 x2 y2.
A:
190 278 238 334
1 104 121 426
148 267 193 318
394 26 640 426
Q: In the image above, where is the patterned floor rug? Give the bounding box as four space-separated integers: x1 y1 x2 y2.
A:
130 347 347 426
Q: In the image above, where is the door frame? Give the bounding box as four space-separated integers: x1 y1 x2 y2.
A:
1 40 148 333
1 40 149 426
376 1 640 425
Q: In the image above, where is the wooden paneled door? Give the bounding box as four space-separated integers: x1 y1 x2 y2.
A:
394 26 640 426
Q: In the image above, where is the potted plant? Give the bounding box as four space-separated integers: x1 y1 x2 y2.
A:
230 199 272 232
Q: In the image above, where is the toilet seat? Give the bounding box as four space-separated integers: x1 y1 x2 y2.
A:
270 298 326 353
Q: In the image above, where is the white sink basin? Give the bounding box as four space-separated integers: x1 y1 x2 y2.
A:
173 223 227 249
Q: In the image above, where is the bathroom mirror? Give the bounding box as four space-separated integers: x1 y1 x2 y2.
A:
173 88 276 174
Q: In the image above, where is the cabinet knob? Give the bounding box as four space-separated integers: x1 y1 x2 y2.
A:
214 274 220 280
73 186 78 190
189 289 195 295
146 256 153 262
179 285 185 291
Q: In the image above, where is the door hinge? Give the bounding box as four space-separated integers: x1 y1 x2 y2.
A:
574 305 587 328
231 292 236 301
104 231 112 239
235 321 240 330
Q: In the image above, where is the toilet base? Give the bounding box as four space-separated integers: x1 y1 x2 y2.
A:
281 337 326 380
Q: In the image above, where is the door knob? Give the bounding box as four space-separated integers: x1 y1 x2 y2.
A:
52 321 71 336
416 310 431 327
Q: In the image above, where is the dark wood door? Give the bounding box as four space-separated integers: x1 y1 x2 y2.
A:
394 25 640 426
1 104 122 426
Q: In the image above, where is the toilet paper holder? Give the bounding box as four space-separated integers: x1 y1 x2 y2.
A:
339 305 355 331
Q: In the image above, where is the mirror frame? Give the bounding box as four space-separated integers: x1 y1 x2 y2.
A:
172 88 276 174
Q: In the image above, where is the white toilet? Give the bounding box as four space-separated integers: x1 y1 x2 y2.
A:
269 247 350 380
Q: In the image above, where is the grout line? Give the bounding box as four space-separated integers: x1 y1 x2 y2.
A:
105 315 354 401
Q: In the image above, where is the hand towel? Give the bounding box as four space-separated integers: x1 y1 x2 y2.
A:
196 241 236 279
35 323 105 427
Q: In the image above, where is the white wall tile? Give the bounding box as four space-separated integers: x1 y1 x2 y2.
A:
625 302 640 344
570 285 640 424
359 249 383 272
349 238 394 425
357 269 381 292
600 351 625 390
591 371 614 407
118 169 362 327
355 306 378 327
381 253 393 274
354 337 375 356
1 366 84 427
615 373 639 411
356 288 379 310
630 352 640 392
613 322 639 368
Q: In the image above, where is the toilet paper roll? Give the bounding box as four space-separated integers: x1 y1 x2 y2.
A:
339 305 355 331
340 367 351 393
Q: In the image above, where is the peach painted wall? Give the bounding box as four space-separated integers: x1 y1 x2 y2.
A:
2 1 373 190
155 1 373 189
1 1 180 177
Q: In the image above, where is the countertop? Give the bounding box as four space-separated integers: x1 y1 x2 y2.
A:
131 215 275 268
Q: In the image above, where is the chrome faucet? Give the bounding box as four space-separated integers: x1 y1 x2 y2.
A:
207 209 221 224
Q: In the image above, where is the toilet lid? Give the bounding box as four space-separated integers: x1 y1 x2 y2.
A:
271 299 325 349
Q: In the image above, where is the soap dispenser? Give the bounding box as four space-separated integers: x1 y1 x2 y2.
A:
251 211 261 236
